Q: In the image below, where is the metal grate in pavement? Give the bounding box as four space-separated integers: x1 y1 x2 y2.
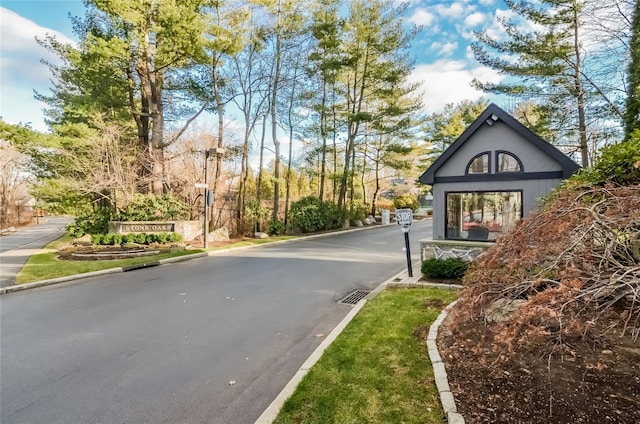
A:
338 289 371 305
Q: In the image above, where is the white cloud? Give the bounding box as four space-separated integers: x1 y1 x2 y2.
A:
408 8 435 27
408 59 503 113
433 2 467 19
430 41 458 57
464 12 486 27
0 7 75 131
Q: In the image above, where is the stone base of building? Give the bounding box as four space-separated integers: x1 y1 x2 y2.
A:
420 239 494 262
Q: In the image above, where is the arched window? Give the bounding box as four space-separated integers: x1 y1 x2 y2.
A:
496 151 523 173
466 152 490 174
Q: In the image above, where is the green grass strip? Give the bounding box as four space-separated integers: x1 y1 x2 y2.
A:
16 234 299 284
209 235 297 249
275 287 458 424
16 248 204 284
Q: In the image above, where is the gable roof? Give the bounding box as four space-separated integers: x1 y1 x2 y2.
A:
418 103 580 185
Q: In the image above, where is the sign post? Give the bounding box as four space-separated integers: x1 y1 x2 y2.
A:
396 208 413 277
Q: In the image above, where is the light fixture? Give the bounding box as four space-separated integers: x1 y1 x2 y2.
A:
485 113 499 126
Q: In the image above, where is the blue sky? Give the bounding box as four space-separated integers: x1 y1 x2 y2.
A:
0 0 505 133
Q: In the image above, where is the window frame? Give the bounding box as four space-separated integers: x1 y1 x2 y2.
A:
495 150 524 173
465 151 491 175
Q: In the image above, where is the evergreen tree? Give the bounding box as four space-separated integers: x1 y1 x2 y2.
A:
37 0 211 194
308 0 343 202
423 99 489 158
336 0 420 209
472 0 624 167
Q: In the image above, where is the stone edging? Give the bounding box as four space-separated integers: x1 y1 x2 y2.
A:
428 299 465 424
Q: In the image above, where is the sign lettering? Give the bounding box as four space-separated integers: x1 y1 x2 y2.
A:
119 223 175 233
396 209 413 228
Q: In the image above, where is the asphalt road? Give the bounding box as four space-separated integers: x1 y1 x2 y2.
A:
0 219 432 424
0 217 72 287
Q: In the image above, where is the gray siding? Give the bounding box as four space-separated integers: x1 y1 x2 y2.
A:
435 121 564 178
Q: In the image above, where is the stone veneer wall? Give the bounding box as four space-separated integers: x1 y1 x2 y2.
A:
420 239 494 262
109 221 202 242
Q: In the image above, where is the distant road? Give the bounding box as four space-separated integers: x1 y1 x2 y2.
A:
0 216 72 287
1 219 432 424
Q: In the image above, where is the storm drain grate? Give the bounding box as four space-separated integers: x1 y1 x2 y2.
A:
338 289 371 305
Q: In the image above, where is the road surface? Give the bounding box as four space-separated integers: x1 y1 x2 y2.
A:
0 217 72 287
1 219 432 423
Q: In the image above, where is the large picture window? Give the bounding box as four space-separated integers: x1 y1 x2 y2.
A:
445 191 522 241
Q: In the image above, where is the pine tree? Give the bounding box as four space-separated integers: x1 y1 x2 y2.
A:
471 0 623 167
37 0 211 194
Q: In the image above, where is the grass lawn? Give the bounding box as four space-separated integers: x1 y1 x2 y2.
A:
274 287 458 424
16 234 300 284
210 235 298 249
16 235 296 284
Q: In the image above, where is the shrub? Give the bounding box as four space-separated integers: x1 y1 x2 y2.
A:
346 200 367 222
89 232 181 246
67 207 113 237
267 219 286 236
288 196 327 233
322 201 344 230
568 130 640 187
421 257 469 280
91 234 104 245
393 193 419 211
288 197 345 232
117 194 190 221
168 233 183 243
100 233 122 245
375 199 393 214
244 200 270 231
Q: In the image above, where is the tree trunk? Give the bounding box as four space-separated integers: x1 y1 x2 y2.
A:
319 77 328 202
270 1 283 221
256 111 268 232
573 3 589 167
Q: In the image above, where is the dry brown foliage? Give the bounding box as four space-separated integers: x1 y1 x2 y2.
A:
451 184 640 353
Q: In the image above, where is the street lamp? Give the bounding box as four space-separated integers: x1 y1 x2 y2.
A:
201 147 225 248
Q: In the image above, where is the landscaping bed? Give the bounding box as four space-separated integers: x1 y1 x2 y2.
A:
436 185 640 423
57 245 166 261
438 315 640 423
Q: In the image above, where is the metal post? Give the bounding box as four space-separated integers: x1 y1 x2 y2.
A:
403 229 413 277
203 149 210 249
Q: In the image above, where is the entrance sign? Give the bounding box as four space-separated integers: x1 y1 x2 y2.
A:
395 209 414 277
396 208 413 228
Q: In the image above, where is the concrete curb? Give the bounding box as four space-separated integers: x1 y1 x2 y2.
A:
254 295 369 424
0 251 211 294
0 267 124 294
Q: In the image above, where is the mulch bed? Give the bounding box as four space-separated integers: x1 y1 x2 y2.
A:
437 314 640 424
